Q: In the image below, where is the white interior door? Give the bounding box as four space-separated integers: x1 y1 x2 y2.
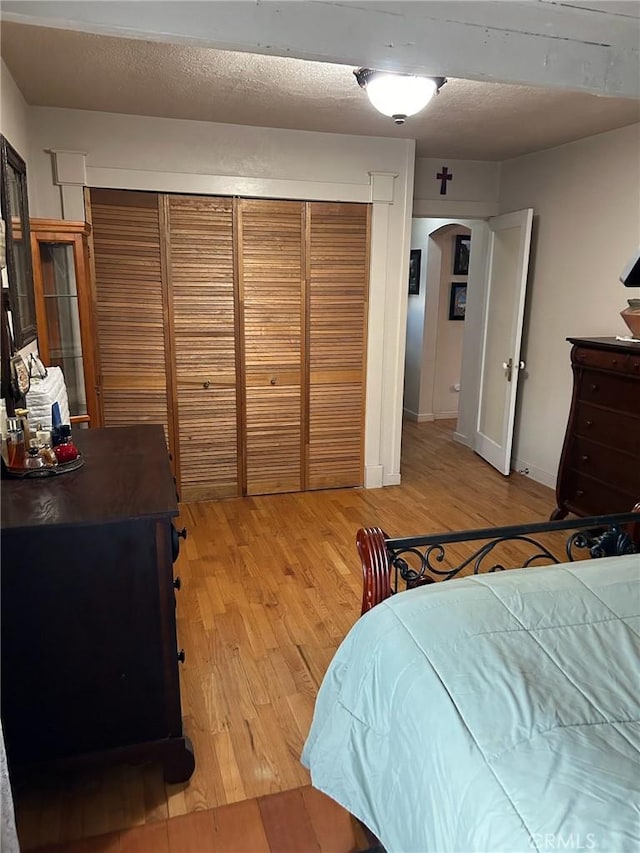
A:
475 209 533 475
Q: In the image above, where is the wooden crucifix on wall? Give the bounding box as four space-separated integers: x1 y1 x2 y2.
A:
437 166 453 195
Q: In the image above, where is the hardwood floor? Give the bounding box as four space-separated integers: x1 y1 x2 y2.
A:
14 419 557 850
32 785 373 853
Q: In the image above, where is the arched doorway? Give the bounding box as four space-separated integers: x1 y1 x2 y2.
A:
404 220 473 430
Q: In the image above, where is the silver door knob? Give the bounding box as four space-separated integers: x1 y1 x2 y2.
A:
502 358 513 382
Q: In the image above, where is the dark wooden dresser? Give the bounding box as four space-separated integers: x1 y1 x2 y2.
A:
0 424 194 782
552 337 640 519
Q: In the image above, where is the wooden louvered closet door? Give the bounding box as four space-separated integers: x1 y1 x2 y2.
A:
89 190 173 449
307 203 369 489
166 196 239 501
238 199 305 495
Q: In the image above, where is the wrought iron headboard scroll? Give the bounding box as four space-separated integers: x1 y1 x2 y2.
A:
358 508 640 615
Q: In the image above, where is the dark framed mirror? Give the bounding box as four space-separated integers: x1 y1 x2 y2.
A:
1 135 37 350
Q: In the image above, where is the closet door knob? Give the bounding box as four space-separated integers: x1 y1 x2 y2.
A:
203 380 211 389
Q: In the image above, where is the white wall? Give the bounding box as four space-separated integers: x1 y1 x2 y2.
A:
500 123 640 487
0 59 29 168
413 157 500 219
25 106 416 487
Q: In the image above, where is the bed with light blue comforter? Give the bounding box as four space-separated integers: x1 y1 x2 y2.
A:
302 555 640 853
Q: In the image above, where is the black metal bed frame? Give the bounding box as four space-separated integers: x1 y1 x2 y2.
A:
385 510 640 593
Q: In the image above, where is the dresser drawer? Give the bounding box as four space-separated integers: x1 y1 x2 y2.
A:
577 369 640 415
569 436 640 493
572 345 628 374
562 471 639 515
575 403 640 453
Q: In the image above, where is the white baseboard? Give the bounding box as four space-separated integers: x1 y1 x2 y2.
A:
383 472 402 486
512 457 557 490
434 411 458 420
364 464 384 488
403 408 435 423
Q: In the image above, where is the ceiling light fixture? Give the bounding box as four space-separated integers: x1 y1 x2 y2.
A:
354 68 446 125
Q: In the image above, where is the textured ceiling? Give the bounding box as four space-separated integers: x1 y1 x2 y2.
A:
2 22 639 161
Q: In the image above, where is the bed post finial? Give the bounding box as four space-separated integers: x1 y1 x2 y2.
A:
357 527 392 615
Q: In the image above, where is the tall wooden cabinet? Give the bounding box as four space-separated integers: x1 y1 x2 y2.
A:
87 189 370 500
30 218 100 424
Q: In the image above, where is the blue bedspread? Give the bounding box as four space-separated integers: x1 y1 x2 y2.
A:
302 555 640 853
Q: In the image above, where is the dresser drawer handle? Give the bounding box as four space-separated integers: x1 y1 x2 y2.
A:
575 489 584 497
178 649 186 664
173 576 182 591
585 420 593 427
171 525 188 562
580 455 589 463
590 383 598 392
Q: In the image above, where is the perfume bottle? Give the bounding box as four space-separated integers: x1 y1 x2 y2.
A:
24 439 45 470
14 407 31 446
39 443 58 466
6 417 26 468
53 424 79 464
51 402 63 446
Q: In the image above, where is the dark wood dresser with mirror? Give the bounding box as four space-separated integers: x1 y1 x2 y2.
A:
0 424 194 783
552 337 640 519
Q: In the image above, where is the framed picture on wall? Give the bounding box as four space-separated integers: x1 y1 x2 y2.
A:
453 234 470 275
408 249 421 295
449 282 467 320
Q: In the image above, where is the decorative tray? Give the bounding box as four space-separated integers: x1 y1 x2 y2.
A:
4 453 84 478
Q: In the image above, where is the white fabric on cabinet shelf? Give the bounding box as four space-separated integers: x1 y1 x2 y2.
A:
26 365 71 428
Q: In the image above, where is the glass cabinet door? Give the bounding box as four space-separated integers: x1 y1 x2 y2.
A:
31 221 101 426
39 241 86 416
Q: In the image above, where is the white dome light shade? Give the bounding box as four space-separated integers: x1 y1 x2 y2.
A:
354 69 446 124
366 73 437 119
